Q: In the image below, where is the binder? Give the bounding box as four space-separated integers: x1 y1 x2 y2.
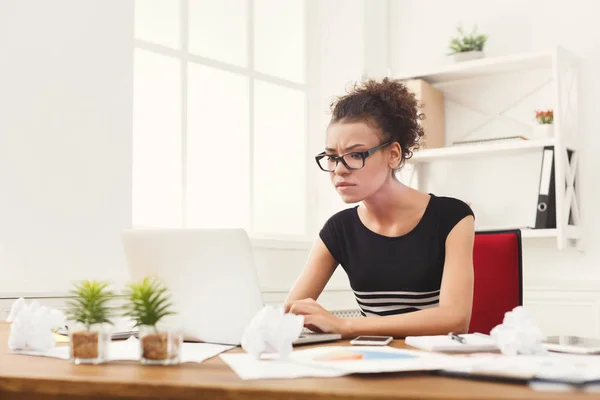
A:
534 146 556 229
534 147 575 229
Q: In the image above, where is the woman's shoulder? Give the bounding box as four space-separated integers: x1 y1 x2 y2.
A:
323 206 359 227
430 194 474 217
429 194 475 238
318 207 359 264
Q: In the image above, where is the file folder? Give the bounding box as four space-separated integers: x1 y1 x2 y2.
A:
534 146 576 229
534 146 556 229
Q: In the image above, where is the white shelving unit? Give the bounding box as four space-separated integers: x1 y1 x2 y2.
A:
396 51 554 84
410 137 556 163
397 46 582 251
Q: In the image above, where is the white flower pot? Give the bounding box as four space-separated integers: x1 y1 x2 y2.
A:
453 51 484 62
532 124 554 139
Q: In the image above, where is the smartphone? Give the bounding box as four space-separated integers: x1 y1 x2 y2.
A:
349 335 393 346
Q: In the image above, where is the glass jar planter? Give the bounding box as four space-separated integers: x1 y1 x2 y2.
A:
69 323 111 364
139 325 182 365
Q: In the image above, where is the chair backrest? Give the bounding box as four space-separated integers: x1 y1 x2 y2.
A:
469 229 523 335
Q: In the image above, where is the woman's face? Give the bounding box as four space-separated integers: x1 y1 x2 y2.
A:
323 121 399 203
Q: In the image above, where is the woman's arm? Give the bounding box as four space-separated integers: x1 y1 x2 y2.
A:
286 215 475 338
284 238 339 304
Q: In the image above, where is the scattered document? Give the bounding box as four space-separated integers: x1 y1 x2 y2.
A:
52 332 70 344
405 333 499 353
221 346 472 380
109 336 140 361
181 342 235 363
9 336 234 364
442 353 600 386
9 346 69 360
56 317 139 340
108 337 234 363
220 353 347 380
529 381 579 392
290 345 468 374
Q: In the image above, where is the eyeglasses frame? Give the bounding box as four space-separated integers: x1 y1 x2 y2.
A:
314 140 393 172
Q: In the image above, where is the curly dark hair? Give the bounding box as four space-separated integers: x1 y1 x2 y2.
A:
329 77 425 169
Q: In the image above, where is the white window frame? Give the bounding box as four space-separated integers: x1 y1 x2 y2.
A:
133 0 315 249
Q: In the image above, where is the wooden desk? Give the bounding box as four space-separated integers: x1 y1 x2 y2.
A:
0 322 598 400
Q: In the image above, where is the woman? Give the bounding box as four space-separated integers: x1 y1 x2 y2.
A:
285 77 475 338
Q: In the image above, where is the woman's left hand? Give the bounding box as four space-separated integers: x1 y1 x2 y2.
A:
284 298 352 338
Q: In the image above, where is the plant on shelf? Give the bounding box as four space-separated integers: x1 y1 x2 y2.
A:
122 276 181 365
532 109 554 139
448 23 488 62
66 280 114 364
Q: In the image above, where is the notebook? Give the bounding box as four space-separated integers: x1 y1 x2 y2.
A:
405 333 499 353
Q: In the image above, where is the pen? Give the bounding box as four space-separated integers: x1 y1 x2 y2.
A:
448 332 466 344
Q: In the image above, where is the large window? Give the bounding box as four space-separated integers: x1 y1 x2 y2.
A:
133 0 307 237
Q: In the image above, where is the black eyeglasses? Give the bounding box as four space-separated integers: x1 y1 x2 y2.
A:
315 141 392 172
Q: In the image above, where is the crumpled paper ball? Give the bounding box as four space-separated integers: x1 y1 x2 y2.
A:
490 306 546 356
240 305 304 360
6 297 66 352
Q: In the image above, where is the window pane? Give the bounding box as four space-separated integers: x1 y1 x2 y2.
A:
135 0 180 49
189 0 248 67
187 65 250 229
254 81 306 234
254 0 305 84
133 49 182 227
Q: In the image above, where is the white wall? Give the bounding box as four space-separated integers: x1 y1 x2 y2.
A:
268 0 375 309
0 0 360 311
308 0 366 230
0 0 134 294
390 0 600 335
208 0 390 310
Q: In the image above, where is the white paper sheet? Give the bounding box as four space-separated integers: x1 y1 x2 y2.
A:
405 333 498 352
9 337 138 361
9 346 69 360
9 336 234 364
289 345 467 374
220 353 347 380
109 336 140 361
220 346 471 380
529 381 577 392
444 352 600 385
181 342 235 363
108 337 234 363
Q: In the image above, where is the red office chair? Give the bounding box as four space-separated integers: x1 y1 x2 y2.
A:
468 229 523 335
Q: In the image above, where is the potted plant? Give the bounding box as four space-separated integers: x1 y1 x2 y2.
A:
448 24 488 62
533 109 554 139
122 276 182 365
66 280 114 364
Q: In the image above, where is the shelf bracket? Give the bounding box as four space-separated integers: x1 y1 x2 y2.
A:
564 149 580 225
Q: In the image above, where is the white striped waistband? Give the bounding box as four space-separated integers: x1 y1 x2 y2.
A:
353 289 440 296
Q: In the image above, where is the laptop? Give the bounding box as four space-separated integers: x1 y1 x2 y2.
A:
120 228 340 346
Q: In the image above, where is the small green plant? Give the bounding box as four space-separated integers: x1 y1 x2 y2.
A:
122 277 176 329
448 24 488 54
66 280 114 330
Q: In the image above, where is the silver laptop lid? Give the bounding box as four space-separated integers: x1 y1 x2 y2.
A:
121 228 264 345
